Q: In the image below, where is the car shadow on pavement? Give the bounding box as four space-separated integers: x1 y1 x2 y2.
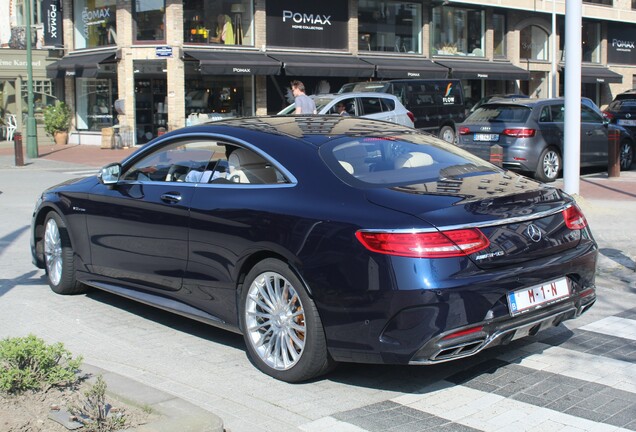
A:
84 288 245 349
599 247 636 271
0 270 42 297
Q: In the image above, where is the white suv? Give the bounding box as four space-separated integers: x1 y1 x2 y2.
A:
278 92 415 128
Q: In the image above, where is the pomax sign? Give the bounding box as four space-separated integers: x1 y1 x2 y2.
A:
266 0 347 49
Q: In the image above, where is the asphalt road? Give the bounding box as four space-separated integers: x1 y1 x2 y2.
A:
1 158 635 432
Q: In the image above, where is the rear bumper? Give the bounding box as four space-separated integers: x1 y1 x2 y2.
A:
408 287 596 364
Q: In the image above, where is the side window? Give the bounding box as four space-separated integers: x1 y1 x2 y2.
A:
121 140 216 182
380 97 396 111
539 106 551 123
226 146 286 185
550 104 565 123
581 105 602 124
360 97 383 115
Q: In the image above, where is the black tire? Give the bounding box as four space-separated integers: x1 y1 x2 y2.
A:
43 212 86 295
535 147 561 183
439 125 456 144
620 140 634 171
240 258 334 382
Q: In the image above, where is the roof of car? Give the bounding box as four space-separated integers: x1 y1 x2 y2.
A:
180 115 414 144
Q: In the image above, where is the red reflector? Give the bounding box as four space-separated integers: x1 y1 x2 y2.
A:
458 126 471 135
503 128 536 138
442 326 484 340
355 229 490 258
563 205 588 230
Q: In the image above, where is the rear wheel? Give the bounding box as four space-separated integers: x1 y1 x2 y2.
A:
43 213 86 295
535 147 561 182
620 140 634 170
240 258 334 382
439 126 456 144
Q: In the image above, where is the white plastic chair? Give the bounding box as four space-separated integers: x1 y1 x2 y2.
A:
5 114 17 142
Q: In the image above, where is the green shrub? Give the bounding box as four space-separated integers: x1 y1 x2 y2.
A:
43 100 72 136
0 334 82 393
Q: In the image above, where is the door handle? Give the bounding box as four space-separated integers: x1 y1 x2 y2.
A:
586 130 593 136
160 193 182 203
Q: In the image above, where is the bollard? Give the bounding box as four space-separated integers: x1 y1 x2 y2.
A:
608 129 620 178
489 144 503 167
14 132 24 167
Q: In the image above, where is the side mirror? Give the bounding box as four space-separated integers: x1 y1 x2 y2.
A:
99 163 121 185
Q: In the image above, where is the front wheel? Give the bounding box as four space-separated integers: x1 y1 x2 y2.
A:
240 258 334 382
620 140 634 171
439 126 456 144
535 147 561 183
43 213 86 295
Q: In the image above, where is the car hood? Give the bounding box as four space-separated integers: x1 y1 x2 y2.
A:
364 171 584 268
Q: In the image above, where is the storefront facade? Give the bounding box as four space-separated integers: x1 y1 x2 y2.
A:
41 0 636 145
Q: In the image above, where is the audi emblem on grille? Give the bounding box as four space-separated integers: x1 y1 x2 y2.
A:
525 224 542 242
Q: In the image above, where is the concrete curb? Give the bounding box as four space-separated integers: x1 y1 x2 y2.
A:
81 364 224 432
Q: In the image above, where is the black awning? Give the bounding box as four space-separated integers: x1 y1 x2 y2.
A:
434 59 530 81
46 50 118 79
184 50 282 75
267 53 375 78
580 65 623 84
360 56 448 79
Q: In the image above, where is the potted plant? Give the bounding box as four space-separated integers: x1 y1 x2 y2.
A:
43 101 71 145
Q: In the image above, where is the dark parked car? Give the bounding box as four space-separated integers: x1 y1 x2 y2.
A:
339 79 465 143
457 97 634 182
603 89 636 135
31 116 597 382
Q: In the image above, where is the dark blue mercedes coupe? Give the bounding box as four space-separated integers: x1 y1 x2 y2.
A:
31 116 597 382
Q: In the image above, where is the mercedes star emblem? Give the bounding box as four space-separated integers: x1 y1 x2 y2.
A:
525 224 542 242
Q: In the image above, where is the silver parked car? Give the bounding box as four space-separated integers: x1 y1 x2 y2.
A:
456 97 634 182
278 92 415 128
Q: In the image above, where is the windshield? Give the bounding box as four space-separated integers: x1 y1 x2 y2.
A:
320 133 499 187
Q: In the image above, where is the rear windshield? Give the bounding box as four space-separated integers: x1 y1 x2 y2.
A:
320 133 499 187
465 104 532 123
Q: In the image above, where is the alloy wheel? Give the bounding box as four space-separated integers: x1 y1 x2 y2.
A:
542 150 560 180
44 218 63 286
244 271 306 371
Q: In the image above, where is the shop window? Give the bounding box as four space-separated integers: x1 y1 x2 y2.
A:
583 0 612 5
134 0 166 43
358 1 422 53
20 80 57 118
582 21 600 63
520 25 549 61
493 14 505 58
75 78 117 131
183 0 253 46
431 6 484 57
184 63 254 124
73 0 117 49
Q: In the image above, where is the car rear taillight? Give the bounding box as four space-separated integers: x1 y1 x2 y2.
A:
458 126 471 135
602 111 614 121
407 111 415 124
355 229 490 258
503 128 536 138
563 205 588 230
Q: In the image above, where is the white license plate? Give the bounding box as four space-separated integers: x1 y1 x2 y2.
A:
474 133 499 142
507 278 570 316
618 119 636 126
